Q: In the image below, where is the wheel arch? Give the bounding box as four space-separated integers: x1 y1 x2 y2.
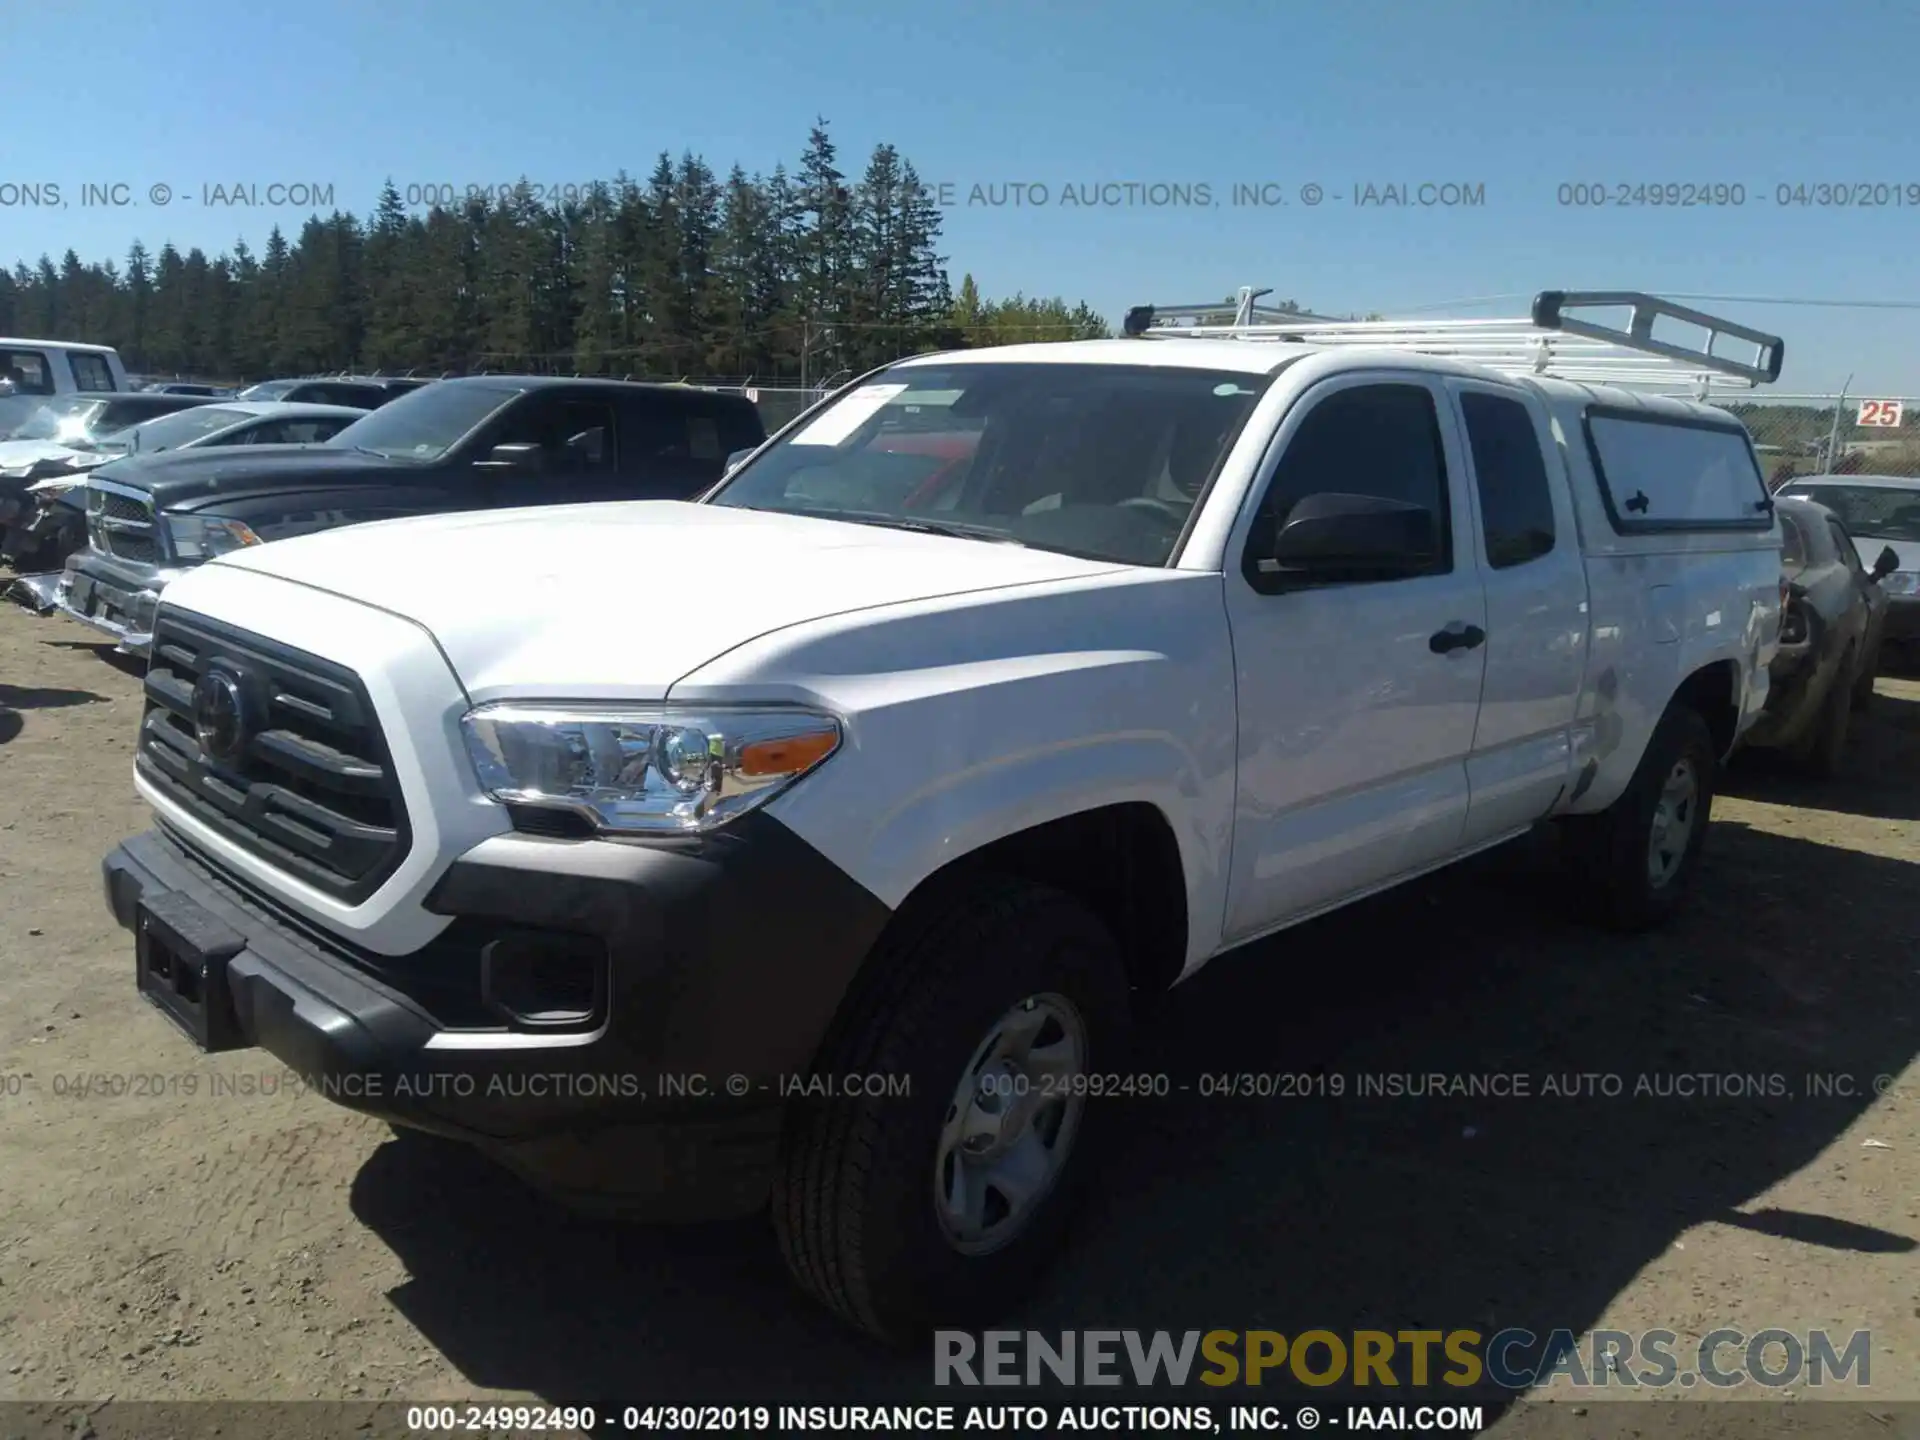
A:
853 801 1193 1009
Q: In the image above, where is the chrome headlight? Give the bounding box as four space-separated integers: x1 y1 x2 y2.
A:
460 703 842 835
165 513 262 560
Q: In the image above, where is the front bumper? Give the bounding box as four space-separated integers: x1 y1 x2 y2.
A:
52 549 188 655
106 817 890 1218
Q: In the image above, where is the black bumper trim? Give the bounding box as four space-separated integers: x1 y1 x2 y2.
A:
105 813 893 1219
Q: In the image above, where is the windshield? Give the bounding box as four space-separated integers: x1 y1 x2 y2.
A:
327 381 525 460
112 405 251 453
1782 484 1920 543
8 397 105 444
707 363 1277 565
237 381 296 401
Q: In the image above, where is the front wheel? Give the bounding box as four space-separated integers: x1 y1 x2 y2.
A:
772 877 1131 1344
1562 705 1718 932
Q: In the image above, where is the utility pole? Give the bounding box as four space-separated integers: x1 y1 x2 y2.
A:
1825 374 1852 471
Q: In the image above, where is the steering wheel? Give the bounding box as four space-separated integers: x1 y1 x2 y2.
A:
1117 496 1192 525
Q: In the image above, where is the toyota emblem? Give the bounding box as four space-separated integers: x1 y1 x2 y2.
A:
192 671 249 762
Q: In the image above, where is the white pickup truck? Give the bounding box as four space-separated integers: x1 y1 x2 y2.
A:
105 291 1785 1342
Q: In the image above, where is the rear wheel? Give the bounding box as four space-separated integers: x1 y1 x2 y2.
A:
772 876 1131 1344
1562 705 1717 932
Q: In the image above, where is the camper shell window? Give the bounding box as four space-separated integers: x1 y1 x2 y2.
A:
1581 407 1772 533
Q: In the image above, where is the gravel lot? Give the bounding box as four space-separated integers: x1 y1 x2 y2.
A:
1 587 1916 1432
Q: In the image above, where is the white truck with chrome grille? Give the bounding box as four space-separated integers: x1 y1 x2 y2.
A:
103 290 1785 1342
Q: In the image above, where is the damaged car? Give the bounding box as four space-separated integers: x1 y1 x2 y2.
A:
4 401 369 588
1740 494 1896 775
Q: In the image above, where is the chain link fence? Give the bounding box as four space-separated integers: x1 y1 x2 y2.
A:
1722 394 1920 489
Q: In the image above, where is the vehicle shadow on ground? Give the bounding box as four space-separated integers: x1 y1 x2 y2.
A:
350 771 1919 1418
1723 687 1920 822
0 681 109 710
33 637 146 681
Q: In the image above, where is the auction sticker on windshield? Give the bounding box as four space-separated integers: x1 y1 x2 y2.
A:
791 384 909 446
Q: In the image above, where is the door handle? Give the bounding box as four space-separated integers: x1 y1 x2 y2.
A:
1429 624 1486 655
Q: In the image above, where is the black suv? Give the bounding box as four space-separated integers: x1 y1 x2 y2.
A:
51 376 767 654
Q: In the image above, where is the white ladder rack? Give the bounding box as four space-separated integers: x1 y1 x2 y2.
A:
1121 289 1785 398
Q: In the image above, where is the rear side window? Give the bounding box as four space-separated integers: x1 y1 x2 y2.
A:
631 397 760 475
68 353 115 391
1779 512 1808 566
1584 410 1771 532
1460 391 1556 568
1828 518 1866 578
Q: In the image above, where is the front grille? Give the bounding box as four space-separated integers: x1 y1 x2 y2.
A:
136 613 411 903
97 490 151 522
87 485 161 564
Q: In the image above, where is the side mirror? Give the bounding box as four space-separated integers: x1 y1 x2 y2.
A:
1871 545 1900 581
1257 492 1438 579
476 442 546 474
724 446 756 474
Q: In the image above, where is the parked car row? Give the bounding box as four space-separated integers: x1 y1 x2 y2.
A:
1 401 371 574
4 364 766 651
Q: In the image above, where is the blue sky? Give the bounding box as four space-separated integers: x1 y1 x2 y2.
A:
5 0 1919 392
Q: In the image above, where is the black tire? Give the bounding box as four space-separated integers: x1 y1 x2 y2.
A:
772 876 1132 1344
1561 705 1718 932
1799 649 1855 778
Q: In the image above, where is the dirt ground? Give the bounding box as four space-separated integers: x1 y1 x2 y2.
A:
1 588 1916 1432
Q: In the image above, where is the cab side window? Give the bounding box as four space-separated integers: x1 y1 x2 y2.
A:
1460 391 1556 568
490 395 619 475
1244 382 1452 589
1 350 53 395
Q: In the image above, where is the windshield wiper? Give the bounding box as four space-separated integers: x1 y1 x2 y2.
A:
751 505 1028 546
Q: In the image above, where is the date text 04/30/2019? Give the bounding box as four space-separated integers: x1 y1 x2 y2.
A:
1557 181 1920 206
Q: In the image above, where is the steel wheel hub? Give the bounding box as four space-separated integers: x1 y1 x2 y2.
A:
933 993 1088 1256
1647 756 1699 888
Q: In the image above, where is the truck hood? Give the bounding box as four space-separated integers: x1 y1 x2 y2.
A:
196 501 1132 698
0 439 87 472
86 444 404 505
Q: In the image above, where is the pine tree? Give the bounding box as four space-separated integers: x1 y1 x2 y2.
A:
794 120 857 382
124 242 152 367
0 131 1105 382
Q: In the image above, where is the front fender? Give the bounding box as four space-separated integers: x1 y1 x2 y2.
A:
790 728 1225 970
689 575 1241 973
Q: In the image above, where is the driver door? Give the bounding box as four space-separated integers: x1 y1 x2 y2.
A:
1220 372 1489 943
